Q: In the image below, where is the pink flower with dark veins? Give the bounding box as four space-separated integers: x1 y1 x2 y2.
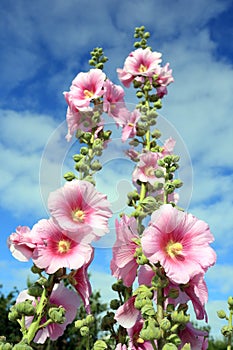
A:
132 151 164 186
178 322 208 350
103 79 126 122
121 109 141 142
63 69 105 109
111 215 139 287
7 226 41 262
32 219 93 274
115 296 140 329
141 204 216 284
117 48 162 87
48 180 112 241
17 283 80 344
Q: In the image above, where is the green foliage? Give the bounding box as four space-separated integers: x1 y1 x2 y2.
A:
0 285 21 344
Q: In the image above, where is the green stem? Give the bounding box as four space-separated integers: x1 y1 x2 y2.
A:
157 285 165 350
227 311 233 350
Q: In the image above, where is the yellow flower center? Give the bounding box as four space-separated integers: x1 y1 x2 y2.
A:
138 64 147 72
145 166 155 177
58 239 71 254
166 241 183 258
72 209 85 223
83 89 94 99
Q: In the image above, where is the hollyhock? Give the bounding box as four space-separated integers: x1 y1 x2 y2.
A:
72 251 94 314
155 63 174 98
117 48 162 87
17 283 80 344
132 151 163 186
161 137 176 156
48 180 112 240
115 296 140 329
103 79 126 121
141 204 216 284
111 215 139 287
122 109 141 142
178 322 208 350
63 68 105 109
65 106 102 142
115 344 127 350
32 219 93 274
7 226 41 262
128 319 156 350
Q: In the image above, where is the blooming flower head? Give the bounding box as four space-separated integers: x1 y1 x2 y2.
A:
17 283 80 344
63 68 106 109
141 204 216 284
103 79 126 120
65 106 102 142
121 109 141 142
7 225 41 262
155 63 174 98
117 48 162 87
111 215 139 287
132 151 163 186
31 219 93 274
48 180 112 241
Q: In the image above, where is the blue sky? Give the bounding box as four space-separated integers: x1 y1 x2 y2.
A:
1 0 233 338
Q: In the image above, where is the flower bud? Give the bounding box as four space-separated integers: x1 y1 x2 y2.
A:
110 299 120 310
93 340 108 350
155 169 164 178
8 307 20 322
80 326 89 337
172 179 183 188
48 306 66 324
31 265 43 274
85 314 95 325
166 334 181 346
140 319 161 341
217 310 227 319
63 172 76 181
95 62 104 70
28 283 43 297
16 301 35 316
90 160 102 171
80 147 88 155
140 196 158 213
221 325 232 337
154 99 162 109
171 310 189 324
151 129 161 139
162 342 179 349
75 320 84 329
136 91 143 98
160 318 171 331
228 296 233 307
141 304 156 316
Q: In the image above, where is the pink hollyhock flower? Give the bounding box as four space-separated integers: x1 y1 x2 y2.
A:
178 322 208 350
115 344 127 350
72 250 94 314
32 219 93 274
117 48 162 87
115 296 140 329
17 283 80 344
65 106 102 142
122 109 141 142
128 319 156 350
7 226 41 262
103 79 126 121
111 215 139 287
141 204 216 284
161 137 176 156
125 148 140 161
63 68 105 109
132 151 164 186
48 180 112 241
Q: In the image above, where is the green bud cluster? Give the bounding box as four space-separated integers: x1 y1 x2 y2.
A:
0 337 13 350
75 314 95 329
89 47 108 70
134 26 151 49
218 295 233 342
48 306 66 324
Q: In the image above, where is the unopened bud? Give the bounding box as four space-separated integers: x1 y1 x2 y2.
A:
90 160 102 171
80 326 89 337
16 300 35 316
217 310 227 319
95 62 104 70
155 169 164 178
12 345 33 350
28 283 43 297
48 306 66 324
140 319 161 341
172 179 183 188
93 340 108 350
110 299 120 310
75 320 84 329
221 325 232 337
228 296 233 307
160 318 171 331
0 343 13 350
64 172 76 181
85 314 95 325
